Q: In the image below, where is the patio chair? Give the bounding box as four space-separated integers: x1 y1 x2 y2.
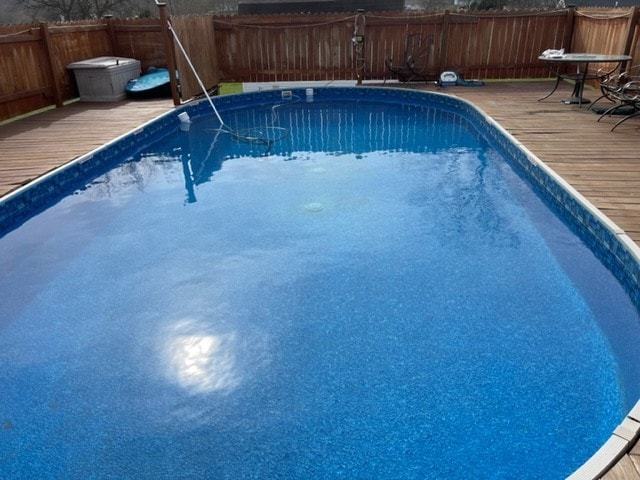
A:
596 78 640 131
384 55 414 83
589 65 640 112
385 33 436 84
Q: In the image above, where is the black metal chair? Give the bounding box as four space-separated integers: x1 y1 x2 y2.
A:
385 33 437 84
597 77 640 131
589 65 640 112
384 55 414 83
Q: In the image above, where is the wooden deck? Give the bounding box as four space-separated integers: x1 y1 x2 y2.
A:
0 82 640 479
0 98 174 197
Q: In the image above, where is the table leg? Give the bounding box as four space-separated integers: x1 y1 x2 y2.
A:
562 64 591 106
562 81 590 105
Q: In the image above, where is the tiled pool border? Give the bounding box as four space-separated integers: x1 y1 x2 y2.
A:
1 86 639 479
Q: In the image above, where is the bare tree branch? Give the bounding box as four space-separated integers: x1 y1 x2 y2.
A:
15 0 136 20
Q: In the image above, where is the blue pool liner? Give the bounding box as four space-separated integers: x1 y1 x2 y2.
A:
1 86 639 310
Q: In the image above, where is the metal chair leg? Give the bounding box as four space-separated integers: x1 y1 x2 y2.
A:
611 110 640 131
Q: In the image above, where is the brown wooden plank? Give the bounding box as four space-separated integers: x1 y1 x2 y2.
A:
602 454 640 480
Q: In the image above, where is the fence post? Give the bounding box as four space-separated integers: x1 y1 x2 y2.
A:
157 2 181 106
438 10 450 75
562 5 575 51
621 6 638 64
104 15 119 56
354 10 366 85
39 22 64 108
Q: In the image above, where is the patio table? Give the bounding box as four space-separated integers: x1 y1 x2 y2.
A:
538 53 632 106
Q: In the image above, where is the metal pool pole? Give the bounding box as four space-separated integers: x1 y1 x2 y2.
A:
167 22 227 128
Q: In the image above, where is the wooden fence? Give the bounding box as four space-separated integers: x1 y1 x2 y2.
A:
212 10 570 82
1 7 639 122
0 18 165 120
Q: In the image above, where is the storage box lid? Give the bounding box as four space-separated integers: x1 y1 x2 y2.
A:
67 56 138 70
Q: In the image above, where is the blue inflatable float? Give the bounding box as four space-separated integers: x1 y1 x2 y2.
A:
125 67 172 99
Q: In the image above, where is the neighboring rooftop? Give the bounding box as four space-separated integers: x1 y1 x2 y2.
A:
238 0 404 14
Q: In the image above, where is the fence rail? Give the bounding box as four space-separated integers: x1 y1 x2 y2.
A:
0 7 638 121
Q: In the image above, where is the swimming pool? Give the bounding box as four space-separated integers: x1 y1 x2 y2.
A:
1 87 640 479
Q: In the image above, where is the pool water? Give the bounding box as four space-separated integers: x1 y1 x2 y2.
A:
1 92 639 479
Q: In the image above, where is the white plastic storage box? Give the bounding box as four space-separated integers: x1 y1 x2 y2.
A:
67 56 141 102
